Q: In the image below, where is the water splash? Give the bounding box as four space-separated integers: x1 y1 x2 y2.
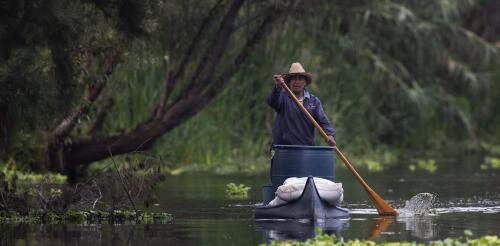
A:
336 193 500 216
398 193 437 217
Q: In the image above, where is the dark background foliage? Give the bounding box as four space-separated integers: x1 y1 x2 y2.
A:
1 0 499 175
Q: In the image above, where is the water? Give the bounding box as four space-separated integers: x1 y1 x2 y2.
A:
397 193 436 217
1 157 500 245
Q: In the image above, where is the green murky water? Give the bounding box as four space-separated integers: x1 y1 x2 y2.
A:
1 156 500 245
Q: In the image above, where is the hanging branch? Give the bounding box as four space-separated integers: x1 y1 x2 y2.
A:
169 0 245 107
205 9 278 99
148 0 225 121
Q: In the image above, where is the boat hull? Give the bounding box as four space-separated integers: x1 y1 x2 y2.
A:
255 177 349 219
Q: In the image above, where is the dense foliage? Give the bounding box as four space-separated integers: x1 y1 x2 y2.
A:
162 0 500 169
1 0 500 173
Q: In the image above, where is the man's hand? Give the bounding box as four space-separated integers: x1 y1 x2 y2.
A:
273 74 284 86
327 135 336 147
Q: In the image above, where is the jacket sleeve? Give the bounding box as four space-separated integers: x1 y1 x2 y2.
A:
314 99 335 138
267 84 283 112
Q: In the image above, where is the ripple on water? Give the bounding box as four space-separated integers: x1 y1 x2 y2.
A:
435 206 500 214
348 192 500 216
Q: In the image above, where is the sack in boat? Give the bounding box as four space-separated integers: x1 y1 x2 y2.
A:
315 178 344 206
268 196 287 206
276 177 305 201
275 177 343 206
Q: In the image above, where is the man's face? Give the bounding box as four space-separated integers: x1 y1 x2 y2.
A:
289 75 307 94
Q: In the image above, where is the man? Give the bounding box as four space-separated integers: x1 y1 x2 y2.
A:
268 62 336 147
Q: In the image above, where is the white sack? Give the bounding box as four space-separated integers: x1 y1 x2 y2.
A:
268 196 287 206
275 177 343 206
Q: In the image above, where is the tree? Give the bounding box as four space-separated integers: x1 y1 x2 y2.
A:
1 0 296 180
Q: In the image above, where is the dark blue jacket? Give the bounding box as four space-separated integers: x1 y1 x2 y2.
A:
267 85 335 146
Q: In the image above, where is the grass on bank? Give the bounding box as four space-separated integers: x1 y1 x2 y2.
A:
1 159 67 186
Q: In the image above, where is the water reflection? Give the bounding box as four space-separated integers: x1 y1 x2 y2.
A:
366 215 436 241
254 215 436 243
367 217 394 240
397 216 436 240
255 219 349 243
0 224 197 246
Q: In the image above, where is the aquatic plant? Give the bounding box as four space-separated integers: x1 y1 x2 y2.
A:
365 160 383 172
262 231 500 246
408 159 438 174
481 157 500 170
225 183 251 198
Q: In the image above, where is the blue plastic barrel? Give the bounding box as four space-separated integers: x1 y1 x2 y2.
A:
271 145 336 190
261 145 337 205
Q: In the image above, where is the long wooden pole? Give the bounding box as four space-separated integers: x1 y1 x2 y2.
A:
279 80 398 216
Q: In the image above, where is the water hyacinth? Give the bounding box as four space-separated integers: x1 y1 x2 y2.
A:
481 157 500 170
408 159 438 174
225 183 251 198
262 231 500 246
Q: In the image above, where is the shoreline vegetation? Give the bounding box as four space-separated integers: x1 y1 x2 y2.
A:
160 150 500 176
0 209 172 224
3 148 500 178
0 157 171 225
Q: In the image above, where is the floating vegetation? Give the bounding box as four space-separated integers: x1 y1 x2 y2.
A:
0 209 172 224
408 159 437 173
365 160 383 172
262 229 500 246
480 157 500 170
225 183 251 198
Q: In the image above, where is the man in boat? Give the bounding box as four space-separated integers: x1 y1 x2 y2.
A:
268 62 336 147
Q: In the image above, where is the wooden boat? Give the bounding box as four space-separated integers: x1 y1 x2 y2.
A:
255 145 349 220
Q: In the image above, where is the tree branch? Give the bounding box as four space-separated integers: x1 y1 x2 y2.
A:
51 50 120 140
170 0 224 85
148 66 175 121
148 0 224 121
88 98 114 138
169 0 245 107
205 9 277 99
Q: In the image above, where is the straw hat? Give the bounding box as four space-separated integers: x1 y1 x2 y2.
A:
283 62 312 85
